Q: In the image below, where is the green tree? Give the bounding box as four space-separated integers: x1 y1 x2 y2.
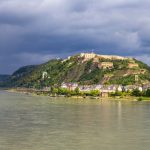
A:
58 88 68 95
34 83 41 89
74 87 80 95
114 90 123 96
132 89 142 97
89 90 100 97
146 89 150 97
51 87 58 95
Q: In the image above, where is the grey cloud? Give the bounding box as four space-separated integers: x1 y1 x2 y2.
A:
0 0 150 74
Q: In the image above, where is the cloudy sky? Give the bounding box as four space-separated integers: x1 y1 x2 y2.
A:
0 0 150 74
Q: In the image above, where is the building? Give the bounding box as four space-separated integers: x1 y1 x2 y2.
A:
107 85 116 92
79 85 94 92
117 85 123 92
98 62 114 69
80 53 96 61
101 92 109 97
124 85 142 92
94 84 103 90
135 75 139 82
42 72 48 79
138 87 143 92
61 83 78 90
93 57 100 63
142 84 150 91
140 69 146 74
80 52 129 62
128 63 139 68
107 85 123 92
100 87 113 97
97 55 127 60
61 83 68 89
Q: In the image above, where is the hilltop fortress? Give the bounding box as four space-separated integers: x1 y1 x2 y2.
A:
59 52 139 70
2 51 150 89
78 52 139 70
62 52 132 63
80 52 128 61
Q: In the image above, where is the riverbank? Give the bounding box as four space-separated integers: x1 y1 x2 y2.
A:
6 88 150 101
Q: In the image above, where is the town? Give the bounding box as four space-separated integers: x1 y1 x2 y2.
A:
7 52 150 99
59 82 150 97
39 52 150 99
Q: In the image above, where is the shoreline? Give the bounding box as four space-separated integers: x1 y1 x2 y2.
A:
5 88 150 102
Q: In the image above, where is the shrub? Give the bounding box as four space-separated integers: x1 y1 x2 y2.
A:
132 89 142 97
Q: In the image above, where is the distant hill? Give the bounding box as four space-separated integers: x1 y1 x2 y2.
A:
0 75 10 82
2 53 150 88
12 65 37 77
0 75 11 87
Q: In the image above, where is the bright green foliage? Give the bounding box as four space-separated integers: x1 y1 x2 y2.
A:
110 91 125 97
74 87 80 95
132 89 142 97
109 75 135 85
145 89 150 97
137 97 143 101
2 54 150 88
79 68 104 85
50 87 100 97
89 90 100 96
51 87 59 95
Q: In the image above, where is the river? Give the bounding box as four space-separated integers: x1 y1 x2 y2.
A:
0 91 150 150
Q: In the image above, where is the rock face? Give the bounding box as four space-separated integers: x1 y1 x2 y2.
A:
2 53 150 88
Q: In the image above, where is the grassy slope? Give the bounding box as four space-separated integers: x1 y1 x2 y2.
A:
2 55 150 88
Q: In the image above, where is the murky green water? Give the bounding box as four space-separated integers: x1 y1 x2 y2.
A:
0 91 150 150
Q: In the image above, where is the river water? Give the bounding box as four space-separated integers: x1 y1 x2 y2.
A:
0 91 150 150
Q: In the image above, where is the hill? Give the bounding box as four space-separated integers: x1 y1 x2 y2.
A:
0 75 10 82
2 53 150 88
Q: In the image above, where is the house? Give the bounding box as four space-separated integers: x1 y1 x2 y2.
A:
94 84 103 90
100 86 114 93
61 83 68 89
117 85 123 92
98 62 114 69
124 85 142 92
100 87 112 97
142 84 150 91
61 83 78 90
99 85 123 95
138 87 143 92
124 85 135 92
107 85 116 92
79 85 94 92
128 63 139 68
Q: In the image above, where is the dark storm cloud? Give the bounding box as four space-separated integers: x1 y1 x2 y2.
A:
1 0 150 74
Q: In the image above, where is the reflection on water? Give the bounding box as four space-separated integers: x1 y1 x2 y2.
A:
0 91 150 150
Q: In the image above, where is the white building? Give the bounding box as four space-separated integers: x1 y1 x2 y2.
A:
79 85 94 92
124 85 143 92
61 83 78 90
80 53 96 62
94 84 103 90
42 72 48 79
